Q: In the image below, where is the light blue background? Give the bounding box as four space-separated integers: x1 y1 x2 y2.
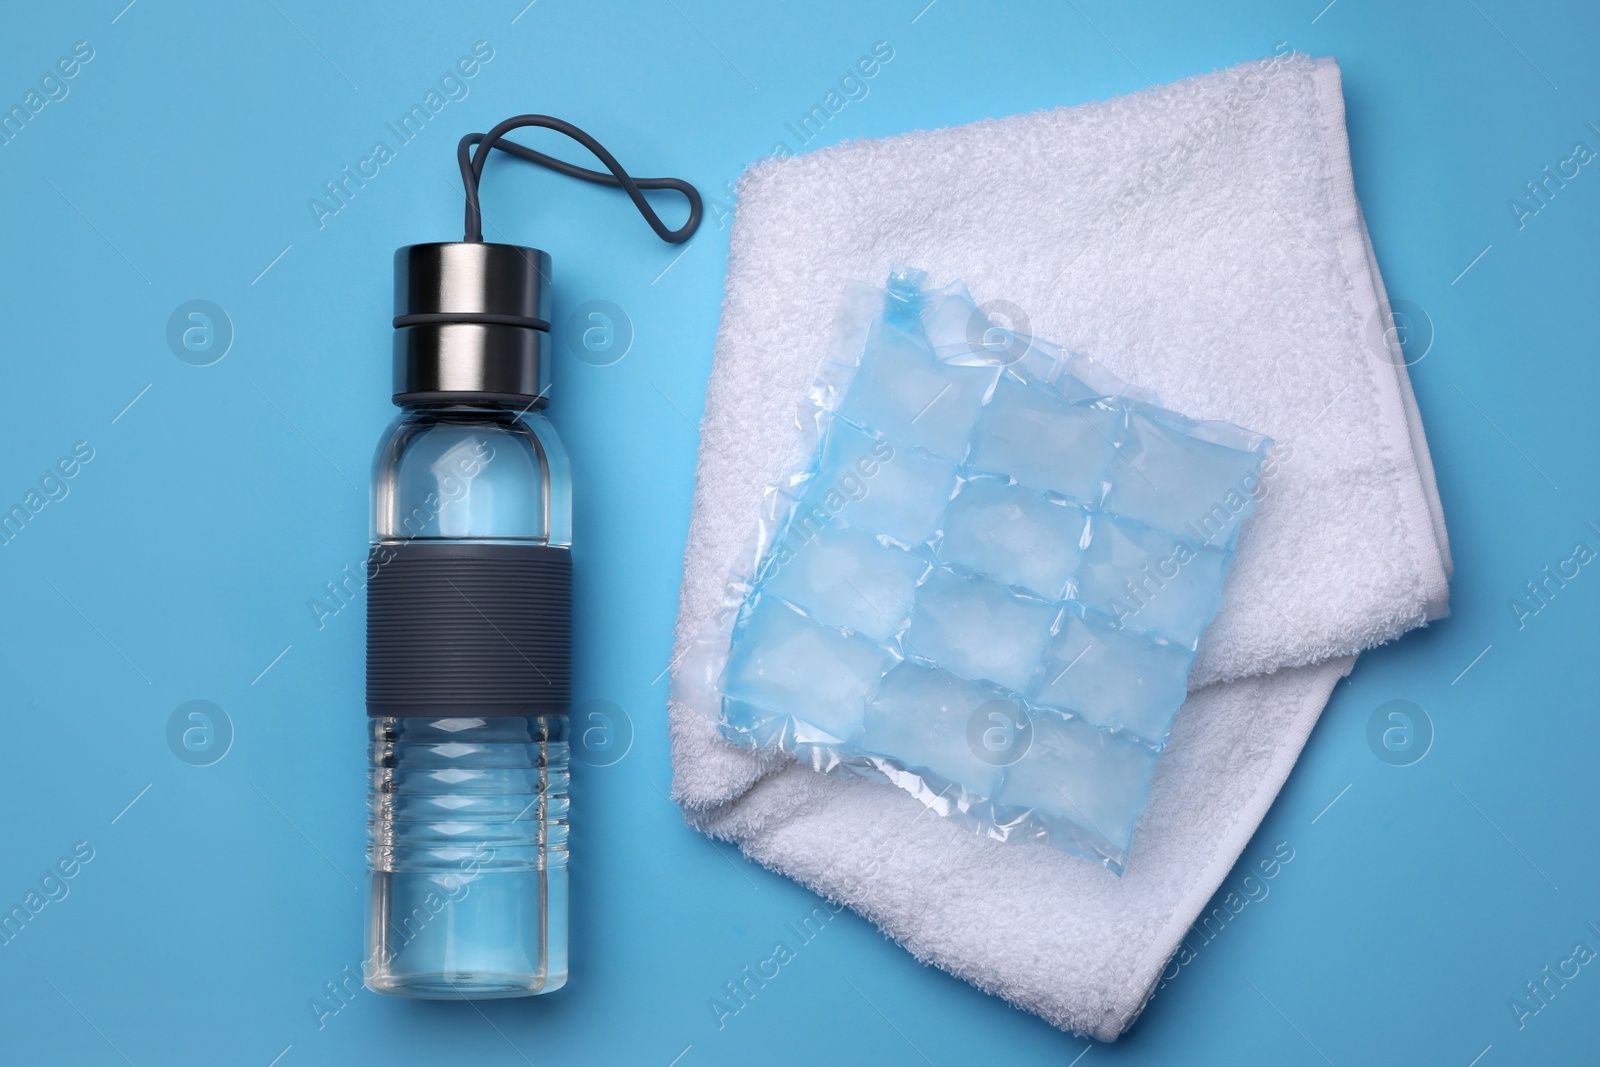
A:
1 1 1595 1063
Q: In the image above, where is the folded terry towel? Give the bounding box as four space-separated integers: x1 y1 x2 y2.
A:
669 54 1449 1039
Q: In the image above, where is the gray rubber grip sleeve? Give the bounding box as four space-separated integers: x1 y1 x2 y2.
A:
366 542 572 717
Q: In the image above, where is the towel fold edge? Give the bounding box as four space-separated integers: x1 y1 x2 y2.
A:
1109 654 1356 1038
1310 57 1453 618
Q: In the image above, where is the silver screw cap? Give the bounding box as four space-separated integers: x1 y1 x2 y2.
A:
392 242 553 406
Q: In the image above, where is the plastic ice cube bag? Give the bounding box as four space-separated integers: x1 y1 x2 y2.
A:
685 271 1270 873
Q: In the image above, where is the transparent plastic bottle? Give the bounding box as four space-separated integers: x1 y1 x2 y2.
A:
365 403 572 998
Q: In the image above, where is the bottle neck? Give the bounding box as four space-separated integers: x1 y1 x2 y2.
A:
373 395 571 547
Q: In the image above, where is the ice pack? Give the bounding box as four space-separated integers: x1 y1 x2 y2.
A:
705 272 1270 872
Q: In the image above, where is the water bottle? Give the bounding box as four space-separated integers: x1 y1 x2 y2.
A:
357 113 700 999
364 241 573 997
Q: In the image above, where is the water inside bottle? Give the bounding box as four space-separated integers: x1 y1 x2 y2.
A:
365 715 569 997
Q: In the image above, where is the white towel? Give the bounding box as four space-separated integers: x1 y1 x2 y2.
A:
668 54 1449 1039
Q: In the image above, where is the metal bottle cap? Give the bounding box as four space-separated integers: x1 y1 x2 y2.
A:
392 242 553 406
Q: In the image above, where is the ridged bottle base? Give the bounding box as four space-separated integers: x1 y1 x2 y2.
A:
365 715 568 1000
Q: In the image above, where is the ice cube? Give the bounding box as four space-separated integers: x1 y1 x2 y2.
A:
938 478 1088 598
904 569 1058 692
761 524 926 643
1035 611 1193 744
1056 353 1157 405
992 710 1159 864
1075 515 1229 647
921 285 1058 377
919 285 980 353
967 378 1121 505
803 418 958 546
1104 408 1265 544
720 597 891 744
837 320 996 462
858 663 1017 799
